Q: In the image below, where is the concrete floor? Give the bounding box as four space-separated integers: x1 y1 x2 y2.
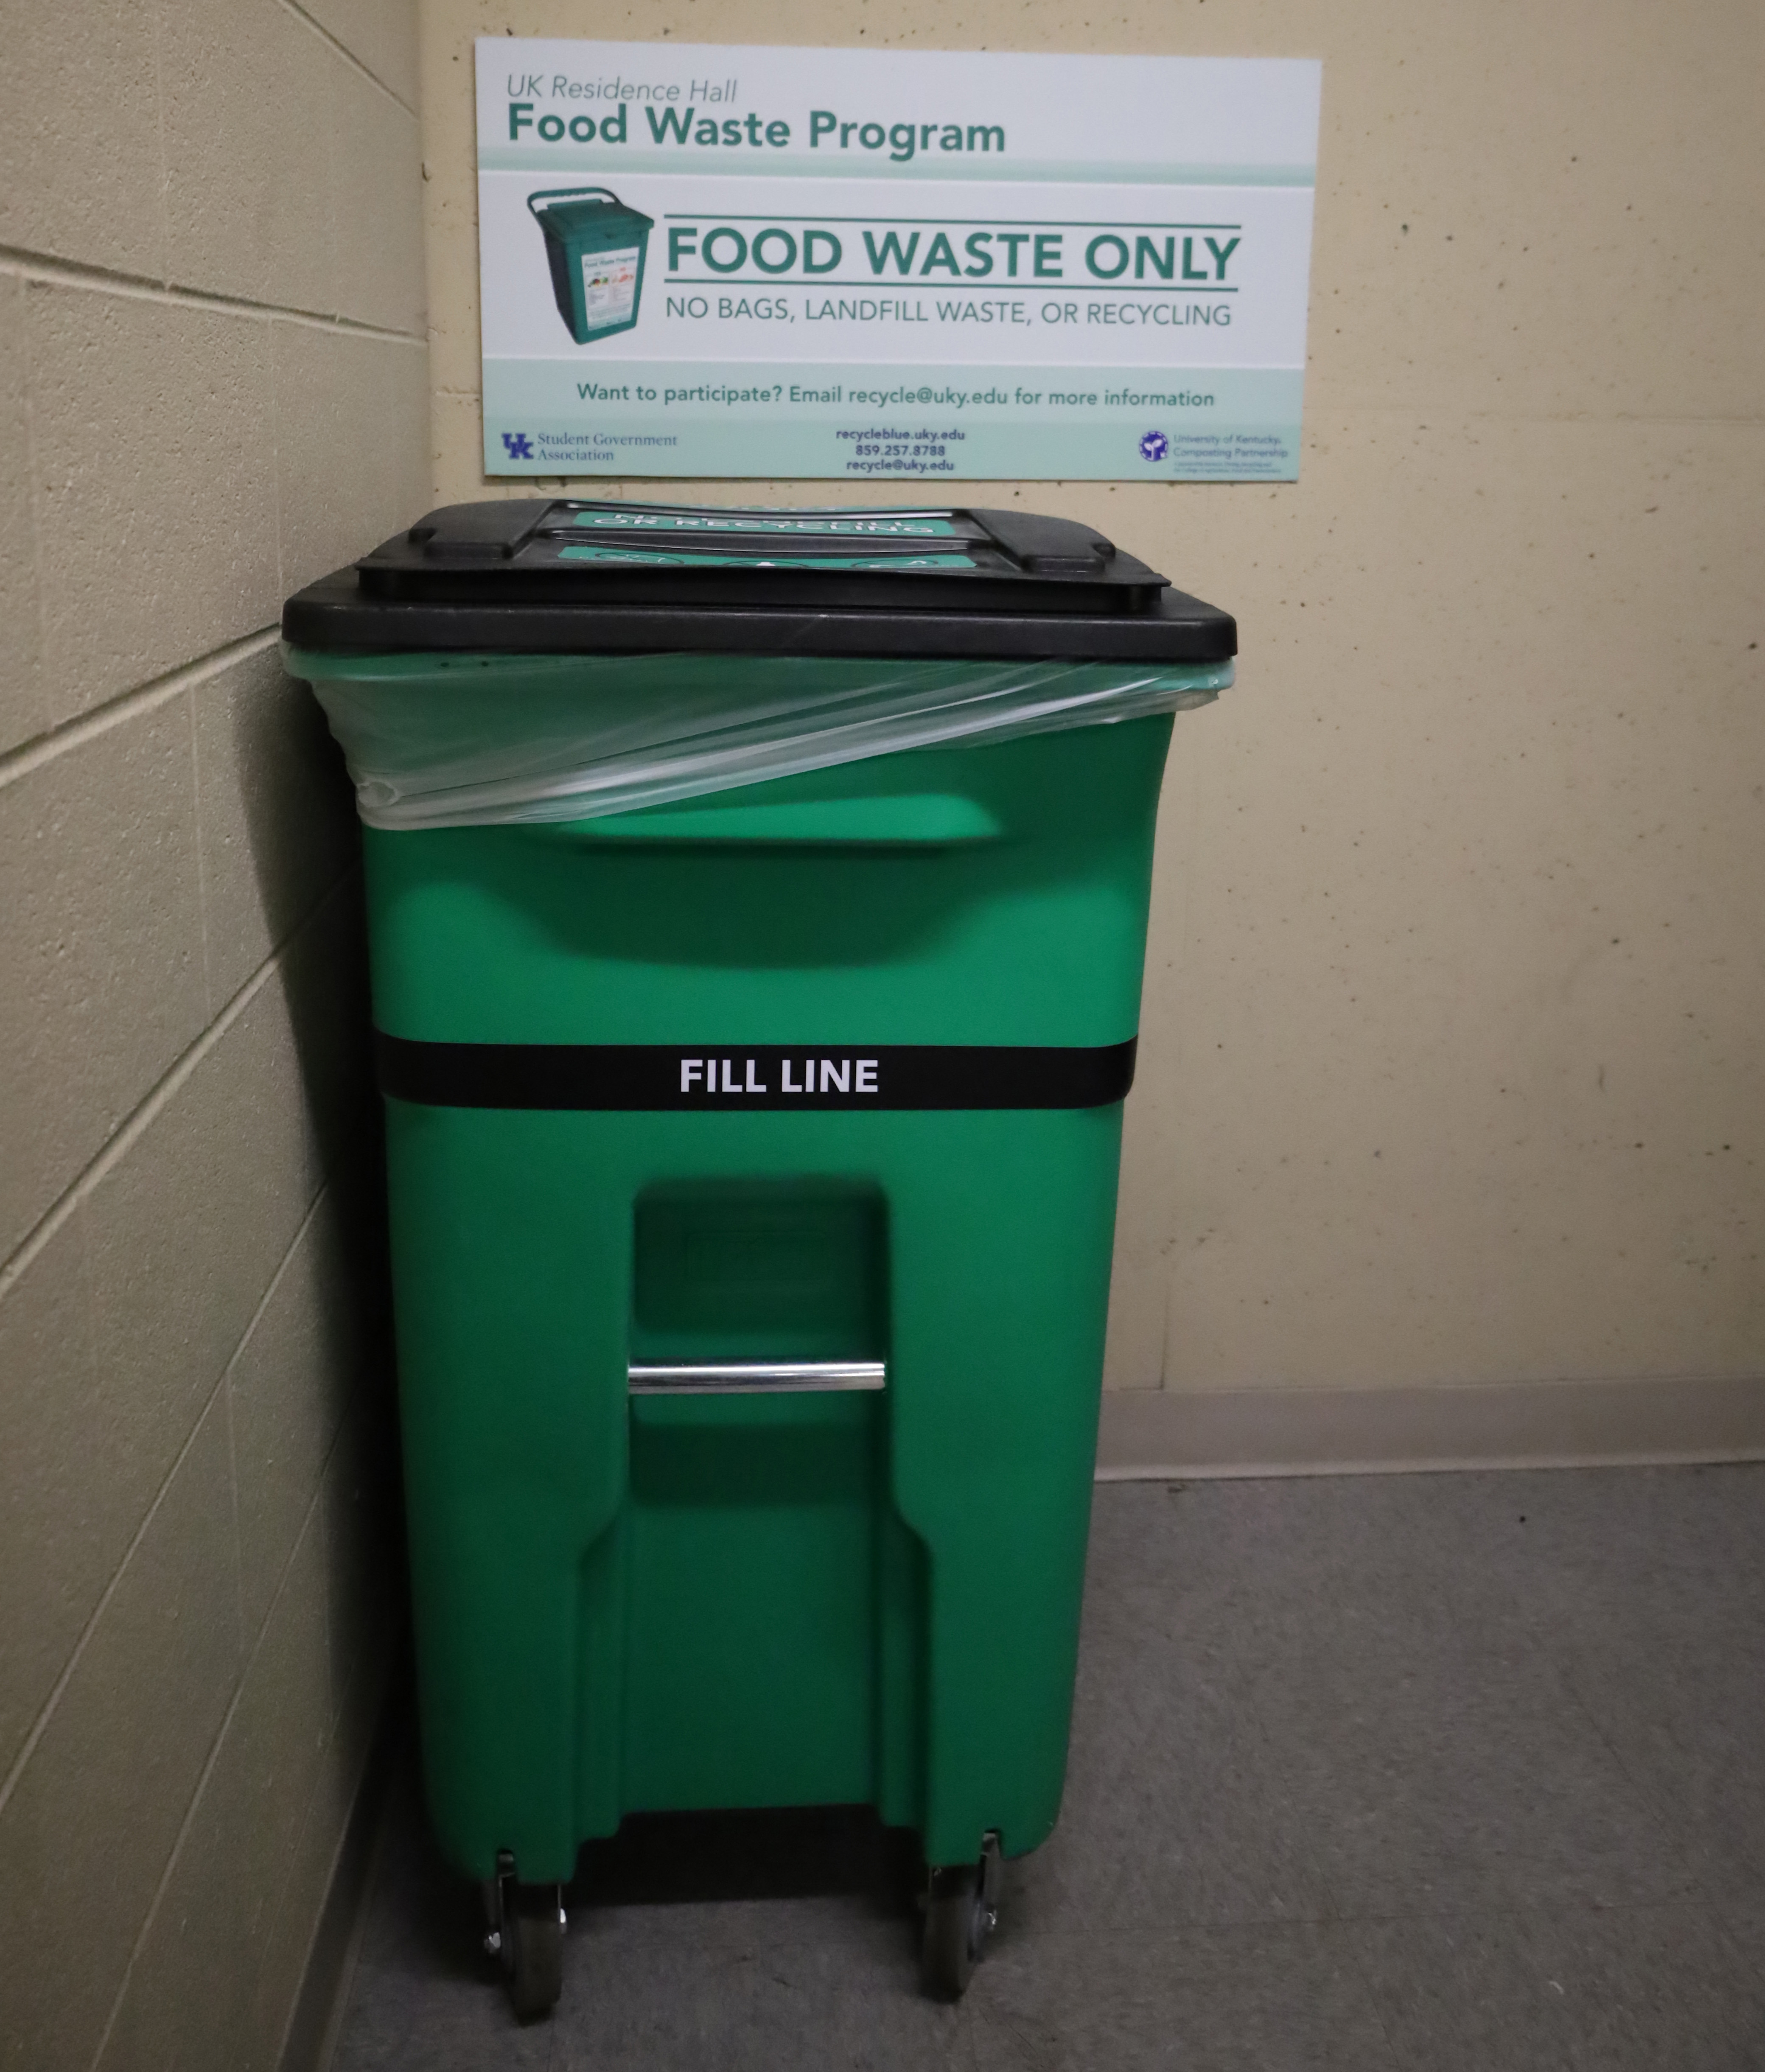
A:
331 1467 1765 2069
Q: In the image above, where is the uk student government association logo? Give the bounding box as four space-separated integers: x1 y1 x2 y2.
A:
501 433 535 459
1138 430 1169 462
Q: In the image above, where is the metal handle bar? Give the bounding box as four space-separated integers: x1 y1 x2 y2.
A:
628 1361 886 1395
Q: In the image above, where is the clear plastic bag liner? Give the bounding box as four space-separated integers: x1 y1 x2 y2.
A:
282 646 1230 830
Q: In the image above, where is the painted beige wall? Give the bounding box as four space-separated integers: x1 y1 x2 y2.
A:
0 3 427 2066
418 1 1765 1442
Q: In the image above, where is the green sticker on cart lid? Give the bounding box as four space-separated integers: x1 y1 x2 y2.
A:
566 512 964 539
558 546 977 570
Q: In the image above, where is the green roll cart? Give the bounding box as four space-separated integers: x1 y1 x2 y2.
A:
528 186 653 344
282 499 1233 2020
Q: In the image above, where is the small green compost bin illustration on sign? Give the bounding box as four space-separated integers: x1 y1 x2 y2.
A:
528 187 654 344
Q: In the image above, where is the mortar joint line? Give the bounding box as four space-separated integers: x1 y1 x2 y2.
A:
0 629 279 792
82 1465 337 2072
148 0 172 308
0 246 426 345
186 668 217 1026
221 1179 339 1428
15 258 50 729
0 871 356 1303
0 1363 236 1828
277 0 420 120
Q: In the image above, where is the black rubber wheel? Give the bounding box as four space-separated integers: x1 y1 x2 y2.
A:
505 1886 564 2022
921 1868 983 2000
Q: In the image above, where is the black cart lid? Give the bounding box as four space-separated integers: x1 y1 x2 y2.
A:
282 499 1236 663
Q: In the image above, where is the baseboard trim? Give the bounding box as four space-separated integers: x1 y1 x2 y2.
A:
1095 1372 1765 1480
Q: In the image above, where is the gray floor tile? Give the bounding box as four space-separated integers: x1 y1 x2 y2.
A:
1185 1474 1722 1919
332 1963 558 2072
1712 1890 1765 2040
1008 1565 1332 1935
1252 1621 1708 1918
1350 1901 1765 2072
331 1469 1765 2067
1553 1596 1765 1900
968 1923 1401 2072
1435 1465 1765 1640
551 1898 975 2072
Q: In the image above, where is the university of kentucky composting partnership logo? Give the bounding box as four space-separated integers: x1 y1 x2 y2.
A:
1138 430 1169 462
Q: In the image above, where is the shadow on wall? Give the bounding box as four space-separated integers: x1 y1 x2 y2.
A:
231 662 364 961
237 656 409 1679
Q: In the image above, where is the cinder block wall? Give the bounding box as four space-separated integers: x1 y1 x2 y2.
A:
0 5 429 2067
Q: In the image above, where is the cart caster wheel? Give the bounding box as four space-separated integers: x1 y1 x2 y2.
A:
921 1833 1001 2001
506 1892 563 2022
487 1856 565 2022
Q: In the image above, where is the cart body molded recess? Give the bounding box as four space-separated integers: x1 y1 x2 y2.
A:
364 717 1169 1881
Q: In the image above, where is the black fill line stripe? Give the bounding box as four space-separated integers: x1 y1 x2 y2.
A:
375 1033 1136 1111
